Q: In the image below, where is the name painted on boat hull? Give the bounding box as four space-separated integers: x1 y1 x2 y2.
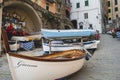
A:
16 61 38 68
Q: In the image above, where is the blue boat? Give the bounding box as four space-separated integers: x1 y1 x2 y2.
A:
41 29 100 59
41 29 96 39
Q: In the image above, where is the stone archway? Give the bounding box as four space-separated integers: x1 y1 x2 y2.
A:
3 0 42 33
71 20 77 29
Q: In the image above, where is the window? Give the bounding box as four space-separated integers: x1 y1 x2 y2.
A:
79 22 83 29
46 3 49 11
88 24 93 29
66 0 71 4
85 0 89 6
116 14 118 18
108 9 111 13
76 3 80 8
115 0 118 5
115 7 118 11
108 18 111 20
84 13 88 19
35 0 38 2
80 25 83 29
108 1 110 7
68 0 70 3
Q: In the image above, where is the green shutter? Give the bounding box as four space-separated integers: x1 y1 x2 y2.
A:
76 3 80 8
108 1 110 7
85 0 89 6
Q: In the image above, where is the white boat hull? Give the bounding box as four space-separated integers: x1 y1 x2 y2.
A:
10 43 19 51
43 40 100 52
2 28 86 80
84 40 100 49
7 54 85 80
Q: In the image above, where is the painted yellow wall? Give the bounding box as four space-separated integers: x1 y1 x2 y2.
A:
108 0 120 20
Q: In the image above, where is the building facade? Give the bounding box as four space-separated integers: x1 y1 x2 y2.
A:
100 0 108 33
0 0 3 55
108 0 120 28
2 0 72 33
70 0 103 33
1 0 72 53
32 0 56 13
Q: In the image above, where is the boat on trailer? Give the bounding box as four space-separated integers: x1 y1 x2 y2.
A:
2 29 86 80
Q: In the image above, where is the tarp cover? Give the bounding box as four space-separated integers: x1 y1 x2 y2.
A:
41 29 96 39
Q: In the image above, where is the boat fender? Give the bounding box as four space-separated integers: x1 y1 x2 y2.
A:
85 53 91 60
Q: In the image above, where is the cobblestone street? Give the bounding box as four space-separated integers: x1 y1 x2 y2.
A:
68 34 120 80
0 34 120 80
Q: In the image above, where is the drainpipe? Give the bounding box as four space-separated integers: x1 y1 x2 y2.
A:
0 0 3 56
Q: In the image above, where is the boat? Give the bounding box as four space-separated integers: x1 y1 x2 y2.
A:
42 40 100 53
9 41 20 51
41 29 99 53
11 32 41 41
2 28 86 80
41 29 96 39
9 31 42 51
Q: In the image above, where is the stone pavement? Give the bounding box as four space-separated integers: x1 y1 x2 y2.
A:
0 34 120 80
0 54 12 80
68 34 120 80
